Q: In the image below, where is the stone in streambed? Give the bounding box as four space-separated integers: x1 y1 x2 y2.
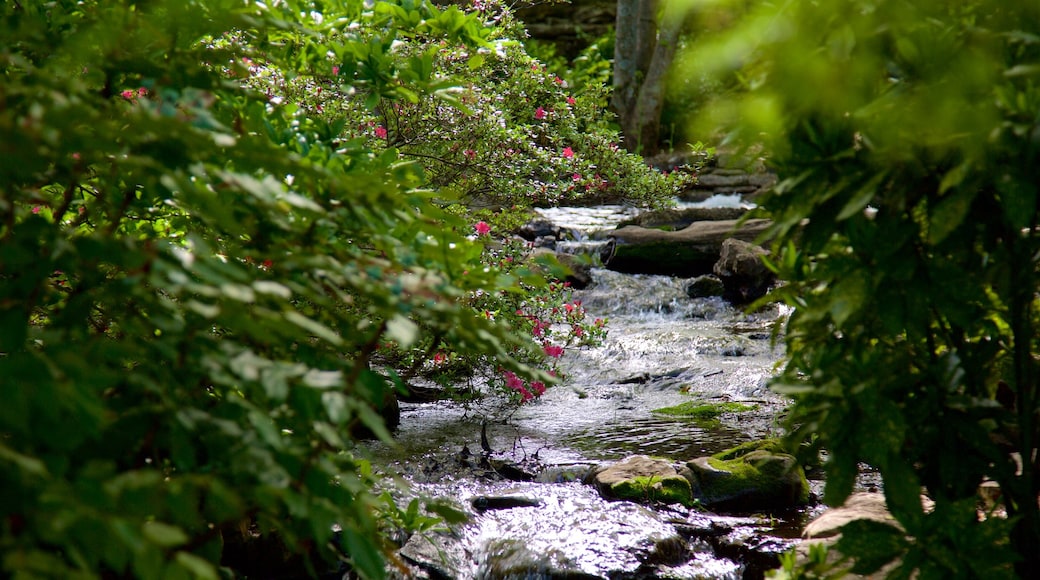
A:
588 454 696 507
713 238 775 304
686 446 809 512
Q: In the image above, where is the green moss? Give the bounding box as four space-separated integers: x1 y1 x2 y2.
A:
711 438 789 461
652 400 759 419
698 451 810 507
610 475 694 507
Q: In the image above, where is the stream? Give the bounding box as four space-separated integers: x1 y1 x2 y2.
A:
364 202 826 579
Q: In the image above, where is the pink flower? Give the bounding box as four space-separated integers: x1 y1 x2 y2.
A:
554 76 563 85
332 65 340 76
375 125 387 139
120 90 135 100
474 221 491 236
464 149 476 159
530 381 546 396
572 173 581 182
534 107 547 120
544 344 564 358
567 96 576 105
31 206 41 214
504 371 524 391
562 147 574 159
137 87 147 96
433 352 447 365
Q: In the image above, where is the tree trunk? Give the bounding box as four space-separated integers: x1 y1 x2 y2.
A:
612 0 683 156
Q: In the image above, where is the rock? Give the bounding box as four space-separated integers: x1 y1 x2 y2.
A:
801 492 903 540
713 238 775 304
686 275 725 298
686 449 810 512
603 219 772 278
478 539 603 579
616 207 749 230
517 217 561 241
528 248 593 289
471 495 543 512
589 455 695 507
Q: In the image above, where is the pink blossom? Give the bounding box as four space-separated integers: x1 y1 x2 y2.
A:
562 147 574 159
554 76 563 85
375 125 388 139
504 371 524 391
474 221 491 236
530 381 546 396
433 352 447 365
120 90 135 100
137 87 147 96
332 65 340 76
464 149 476 159
544 344 564 358
567 96 576 105
534 107 547 120
31 206 41 214
572 173 581 182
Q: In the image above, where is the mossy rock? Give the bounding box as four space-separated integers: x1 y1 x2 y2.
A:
687 450 810 512
610 475 695 507
711 438 789 461
652 400 758 420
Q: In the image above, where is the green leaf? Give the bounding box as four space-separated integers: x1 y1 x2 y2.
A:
928 189 976 245
142 522 190 548
386 315 419 348
834 519 908 575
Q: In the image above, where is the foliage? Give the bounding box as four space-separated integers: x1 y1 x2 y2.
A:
683 0 1040 576
255 0 689 209
0 0 601 578
768 542 851 580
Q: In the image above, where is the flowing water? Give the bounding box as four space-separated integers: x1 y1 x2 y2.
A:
365 202 817 579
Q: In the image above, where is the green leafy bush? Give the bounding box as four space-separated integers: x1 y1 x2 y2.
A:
0 1 594 577
255 0 689 209
684 0 1040 576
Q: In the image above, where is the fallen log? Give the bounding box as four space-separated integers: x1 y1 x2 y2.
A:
602 218 772 277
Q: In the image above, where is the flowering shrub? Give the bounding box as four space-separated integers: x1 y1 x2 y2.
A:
251 0 690 209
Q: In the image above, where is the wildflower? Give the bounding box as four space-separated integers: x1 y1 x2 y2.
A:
375 125 388 139
562 147 574 159
554 76 563 85
433 352 447 365
464 149 477 159
572 173 581 182
474 221 491 235
332 65 340 76
31 206 41 214
120 90 135 101
534 107 547 120
544 344 564 358
531 381 546 396
567 96 576 105
261 259 274 269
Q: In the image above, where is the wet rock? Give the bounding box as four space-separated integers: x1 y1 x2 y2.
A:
713 238 775 304
478 539 604 579
589 455 695 507
471 495 543 512
686 449 810 512
399 533 459 579
686 275 726 298
616 207 749 230
529 248 593 289
517 218 561 241
603 219 772 278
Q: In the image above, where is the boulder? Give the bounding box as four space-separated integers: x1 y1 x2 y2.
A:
713 237 775 304
686 449 810 512
589 455 695 507
603 218 772 278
